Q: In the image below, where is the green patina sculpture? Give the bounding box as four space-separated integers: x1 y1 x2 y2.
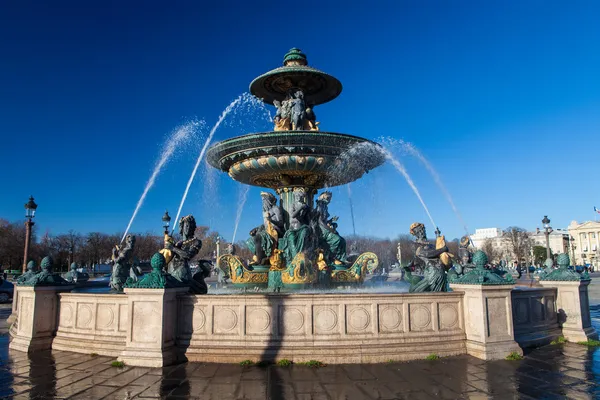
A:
125 253 187 289
65 262 89 283
19 256 70 286
16 260 37 284
450 250 514 285
403 223 449 293
541 253 589 281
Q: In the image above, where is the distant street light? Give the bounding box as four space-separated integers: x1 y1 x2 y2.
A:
162 210 171 234
542 215 553 265
570 236 576 266
23 196 38 273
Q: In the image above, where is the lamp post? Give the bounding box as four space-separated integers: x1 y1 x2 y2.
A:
161 210 171 235
23 196 38 273
570 236 576 266
542 215 553 265
216 235 221 261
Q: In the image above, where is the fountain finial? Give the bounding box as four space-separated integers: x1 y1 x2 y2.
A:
283 48 308 66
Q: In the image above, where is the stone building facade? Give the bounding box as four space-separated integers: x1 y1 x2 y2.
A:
568 221 600 267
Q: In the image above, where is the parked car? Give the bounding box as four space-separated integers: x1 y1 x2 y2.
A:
0 278 14 303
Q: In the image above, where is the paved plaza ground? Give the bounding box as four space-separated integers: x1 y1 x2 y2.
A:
1 279 600 399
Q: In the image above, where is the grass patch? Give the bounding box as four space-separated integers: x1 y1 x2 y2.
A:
425 354 440 361
111 361 125 368
298 360 325 368
386 359 395 364
90 353 98 357
239 360 254 367
505 352 523 361
551 336 567 345
276 359 292 367
577 339 600 347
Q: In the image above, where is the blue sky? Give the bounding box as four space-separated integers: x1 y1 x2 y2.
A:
1 1 599 241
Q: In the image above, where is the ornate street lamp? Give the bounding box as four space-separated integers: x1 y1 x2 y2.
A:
542 215 553 264
161 210 171 234
23 196 38 273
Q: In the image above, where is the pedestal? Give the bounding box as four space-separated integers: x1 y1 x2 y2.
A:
9 285 74 352
450 283 522 360
118 287 188 367
539 280 598 342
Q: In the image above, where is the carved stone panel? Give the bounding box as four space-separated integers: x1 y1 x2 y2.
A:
513 298 529 325
408 304 432 332
378 304 403 333
213 306 239 334
59 303 74 328
313 305 340 335
345 305 371 334
246 306 272 335
278 306 305 336
438 303 460 331
531 297 544 323
131 301 160 344
486 297 508 337
18 297 33 335
76 303 94 330
545 296 556 322
118 304 128 333
96 303 116 331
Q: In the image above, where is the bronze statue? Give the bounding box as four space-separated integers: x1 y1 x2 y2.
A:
403 223 449 293
165 215 209 294
315 191 347 265
279 189 312 263
247 192 283 265
17 260 37 284
290 90 306 130
110 235 135 293
20 256 68 286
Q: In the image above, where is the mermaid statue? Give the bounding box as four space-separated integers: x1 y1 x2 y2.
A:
247 192 284 265
315 191 347 265
279 189 313 263
403 223 449 293
165 215 209 294
110 234 136 293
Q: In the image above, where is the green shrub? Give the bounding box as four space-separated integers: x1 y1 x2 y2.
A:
239 360 254 367
277 359 292 367
111 361 125 368
577 339 600 347
550 336 567 345
298 360 325 368
505 352 523 361
425 354 440 361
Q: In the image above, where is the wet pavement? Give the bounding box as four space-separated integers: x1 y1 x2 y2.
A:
1 306 600 399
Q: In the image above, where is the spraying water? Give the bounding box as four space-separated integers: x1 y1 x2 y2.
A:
382 148 437 229
401 142 468 234
121 120 202 242
232 185 250 243
381 137 468 234
346 184 357 236
172 93 267 232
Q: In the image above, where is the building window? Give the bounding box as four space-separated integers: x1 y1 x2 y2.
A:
583 233 587 239
592 233 596 239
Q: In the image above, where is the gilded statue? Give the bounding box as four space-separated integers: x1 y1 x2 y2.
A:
247 192 284 265
273 89 319 131
315 191 347 265
279 189 312 263
402 223 449 293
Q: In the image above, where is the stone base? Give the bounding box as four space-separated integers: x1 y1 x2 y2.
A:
9 334 54 353
562 326 598 343
119 347 182 368
465 340 523 360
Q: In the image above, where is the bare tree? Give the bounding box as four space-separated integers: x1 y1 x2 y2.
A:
481 238 502 264
502 227 532 266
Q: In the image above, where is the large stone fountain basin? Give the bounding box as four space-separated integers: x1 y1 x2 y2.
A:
50 291 466 363
206 131 385 189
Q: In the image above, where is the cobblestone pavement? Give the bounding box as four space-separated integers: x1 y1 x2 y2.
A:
1 306 600 399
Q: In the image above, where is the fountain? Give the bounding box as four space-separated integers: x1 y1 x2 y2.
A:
10 48 596 368
207 48 385 290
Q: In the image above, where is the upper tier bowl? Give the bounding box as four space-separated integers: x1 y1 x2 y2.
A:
207 131 385 189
